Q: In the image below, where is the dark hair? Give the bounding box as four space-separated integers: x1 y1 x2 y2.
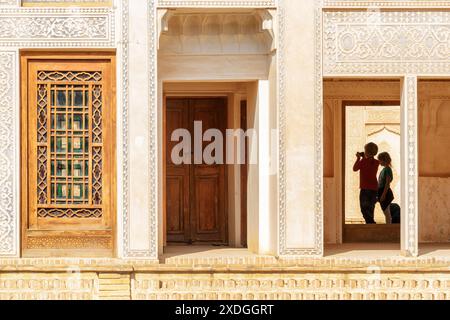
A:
364 142 379 157
378 152 392 166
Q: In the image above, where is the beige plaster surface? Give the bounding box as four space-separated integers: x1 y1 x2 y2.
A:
283 0 317 250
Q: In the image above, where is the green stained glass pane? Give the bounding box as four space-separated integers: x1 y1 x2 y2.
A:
51 90 55 106
73 114 83 130
73 137 83 153
73 184 83 200
51 136 55 152
74 91 84 106
85 160 89 176
56 137 67 153
68 91 73 106
56 91 66 107
67 160 72 176
84 137 89 153
56 114 66 130
56 160 67 177
68 137 72 153
56 184 67 199
73 161 83 177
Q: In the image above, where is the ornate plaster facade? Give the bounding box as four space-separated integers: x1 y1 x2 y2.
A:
0 0 449 300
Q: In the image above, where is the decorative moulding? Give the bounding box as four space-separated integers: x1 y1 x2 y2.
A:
157 0 277 8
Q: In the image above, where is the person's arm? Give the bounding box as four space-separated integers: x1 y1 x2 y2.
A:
380 175 392 202
353 154 362 172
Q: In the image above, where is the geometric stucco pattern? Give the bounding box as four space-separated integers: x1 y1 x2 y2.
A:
403 76 419 257
0 52 17 256
0 6 115 257
323 11 450 75
0 7 115 47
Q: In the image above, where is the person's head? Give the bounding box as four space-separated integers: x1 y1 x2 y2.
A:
378 152 392 167
364 142 379 158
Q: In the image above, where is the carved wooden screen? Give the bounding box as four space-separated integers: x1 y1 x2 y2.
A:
21 52 116 257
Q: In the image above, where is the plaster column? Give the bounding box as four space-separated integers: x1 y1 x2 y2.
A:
246 80 276 255
400 76 419 257
279 0 323 256
122 0 157 259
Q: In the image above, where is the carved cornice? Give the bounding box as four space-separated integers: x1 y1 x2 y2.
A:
0 7 115 47
157 0 277 8
159 12 273 55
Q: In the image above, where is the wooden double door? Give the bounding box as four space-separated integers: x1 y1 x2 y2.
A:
165 97 228 245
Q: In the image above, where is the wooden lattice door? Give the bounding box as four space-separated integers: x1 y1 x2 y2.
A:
21 52 116 257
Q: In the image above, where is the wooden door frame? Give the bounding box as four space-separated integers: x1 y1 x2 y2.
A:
341 100 401 243
20 49 117 257
163 95 229 246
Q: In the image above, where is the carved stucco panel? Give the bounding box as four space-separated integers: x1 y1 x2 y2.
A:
0 51 18 256
0 7 115 47
323 11 450 75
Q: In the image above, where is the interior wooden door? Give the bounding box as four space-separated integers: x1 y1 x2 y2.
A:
21 51 116 257
166 97 228 245
165 99 190 243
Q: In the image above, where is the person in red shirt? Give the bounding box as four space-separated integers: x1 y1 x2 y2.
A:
353 142 380 224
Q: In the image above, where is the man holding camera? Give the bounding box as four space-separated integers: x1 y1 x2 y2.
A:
353 142 380 224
